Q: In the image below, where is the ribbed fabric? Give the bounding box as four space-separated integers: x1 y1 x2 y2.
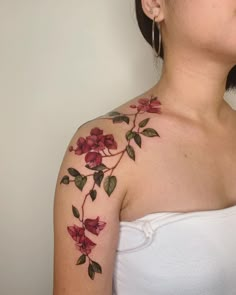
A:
112 205 236 295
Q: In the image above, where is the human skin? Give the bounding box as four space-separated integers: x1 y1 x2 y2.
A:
53 1 236 294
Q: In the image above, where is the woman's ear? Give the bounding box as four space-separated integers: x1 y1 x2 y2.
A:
141 0 165 22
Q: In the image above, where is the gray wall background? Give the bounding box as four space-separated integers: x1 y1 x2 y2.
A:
1 1 235 294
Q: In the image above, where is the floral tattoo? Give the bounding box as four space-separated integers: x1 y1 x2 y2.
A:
60 95 162 280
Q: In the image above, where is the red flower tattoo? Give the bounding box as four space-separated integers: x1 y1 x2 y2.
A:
84 216 107 236
85 152 103 168
67 224 85 243
76 236 97 256
130 97 162 113
60 94 162 280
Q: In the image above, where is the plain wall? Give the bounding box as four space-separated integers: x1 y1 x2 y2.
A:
0 1 235 294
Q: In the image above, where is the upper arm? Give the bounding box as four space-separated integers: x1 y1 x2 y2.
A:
53 120 129 295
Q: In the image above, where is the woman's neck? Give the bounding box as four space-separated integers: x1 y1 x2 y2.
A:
150 55 234 124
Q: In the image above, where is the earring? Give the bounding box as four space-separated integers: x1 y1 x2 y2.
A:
152 15 162 58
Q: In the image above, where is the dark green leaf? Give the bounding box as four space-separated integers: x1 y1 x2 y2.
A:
103 175 117 197
60 175 70 185
72 205 80 218
150 96 158 103
112 115 130 125
89 189 97 201
125 130 136 141
85 163 107 171
76 254 86 265
138 118 150 128
67 168 81 177
88 264 95 280
107 111 121 116
141 128 160 137
74 175 87 191
93 170 104 187
126 145 135 161
134 134 141 148
91 261 102 273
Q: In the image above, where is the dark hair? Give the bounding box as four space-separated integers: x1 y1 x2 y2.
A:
135 0 236 92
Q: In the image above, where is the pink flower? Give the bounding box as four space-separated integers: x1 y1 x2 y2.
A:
85 151 102 168
84 216 107 236
76 235 97 255
68 224 97 255
67 224 85 243
69 137 91 155
136 97 162 113
85 134 105 151
147 98 162 113
90 127 103 136
68 126 118 163
103 134 117 149
85 127 106 152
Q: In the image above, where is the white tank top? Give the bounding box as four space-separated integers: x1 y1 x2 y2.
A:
112 205 236 295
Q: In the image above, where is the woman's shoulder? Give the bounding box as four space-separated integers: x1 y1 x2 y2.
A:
95 91 163 131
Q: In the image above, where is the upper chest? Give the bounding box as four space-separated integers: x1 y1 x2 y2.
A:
120 114 236 220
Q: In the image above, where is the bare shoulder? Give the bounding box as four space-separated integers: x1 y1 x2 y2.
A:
95 92 163 163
